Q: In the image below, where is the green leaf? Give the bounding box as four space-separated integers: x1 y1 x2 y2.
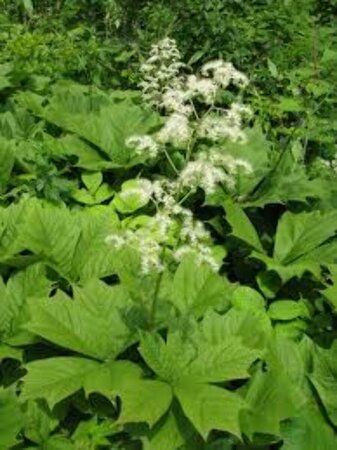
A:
242 340 300 437
20 87 160 167
268 300 309 321
0 387 23 448
172 255 231 317
118 379 172 427
231 286 265 311
278 97 303 112
273 210 337 264
81 171 103 194
112 179 152 214
23 400 58 444
140 312 261 385
309 343 337 426
71 209 118 281
143 412 185 450
25 282 130 360
22 357 102 409
281 408 337 450
22 201 81 278
224 199 264 252
247 148 326 207
84 360 172 427
0 138 15 192
175 382 244 439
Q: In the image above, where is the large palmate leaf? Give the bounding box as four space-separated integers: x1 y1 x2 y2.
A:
25 280 131 360
138 311 265 439
22 357 102 409
140 313 261 385
0 387 23 448
18 85 161 167
172 255 232 317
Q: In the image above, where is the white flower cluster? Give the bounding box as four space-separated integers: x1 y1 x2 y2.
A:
201 60 249 89
198 103 252 143
127 38 251 157
106 179 220 275
140 38 184 107
177 150 253 194
109 39 255 275
126 135 159 158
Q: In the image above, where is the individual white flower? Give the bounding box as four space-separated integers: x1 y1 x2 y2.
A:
156 113 192 146
186 75 218 103
126 135 159 158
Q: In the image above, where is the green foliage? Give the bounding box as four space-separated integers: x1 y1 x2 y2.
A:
0 2 336 449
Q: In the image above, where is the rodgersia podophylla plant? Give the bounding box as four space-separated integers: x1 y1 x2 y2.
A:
107 38 254 275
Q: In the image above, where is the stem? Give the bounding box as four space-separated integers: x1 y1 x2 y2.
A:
163 147 180 175
148 262 164 329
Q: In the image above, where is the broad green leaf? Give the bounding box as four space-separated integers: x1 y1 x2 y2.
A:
19 87 160 167
22 357 101 409
224 199 263 252
0 388 23 448
231 286 265 311
22 201 81 278
0 263 50 344
175 382 244 439
309 343 337 426
140 312 261 385
25 284 130 360
247 148 326 207
71 210 118 281
81 171 103 194
112 179 152 214
242 339 300 438
84 360 172 427
273 210 337 264
172 255 231 317
23 400 58 444
118 379 172 427
281 408 337 450
268 300 309 321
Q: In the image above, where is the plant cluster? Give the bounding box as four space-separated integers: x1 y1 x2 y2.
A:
0 2 337 449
